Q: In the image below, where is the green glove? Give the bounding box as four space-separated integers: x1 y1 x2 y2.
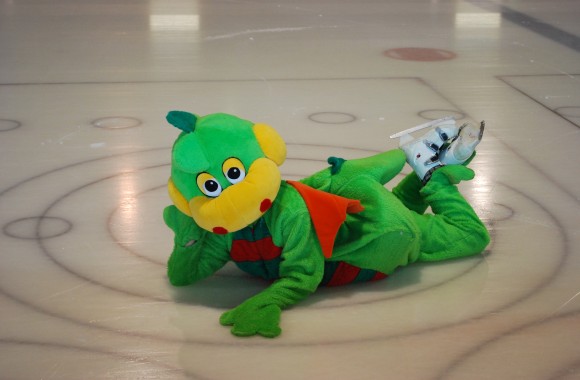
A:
163 205 201 247
220 299 282 338
164 205 230 286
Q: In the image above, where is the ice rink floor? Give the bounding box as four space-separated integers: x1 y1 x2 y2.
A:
1 0 580 379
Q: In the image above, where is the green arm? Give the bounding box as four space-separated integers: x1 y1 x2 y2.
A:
220 211 325 338
164 205 230 286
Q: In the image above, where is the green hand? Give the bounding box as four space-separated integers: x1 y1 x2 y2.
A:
163 205 201 247
220 300 282 338
430 165 475 185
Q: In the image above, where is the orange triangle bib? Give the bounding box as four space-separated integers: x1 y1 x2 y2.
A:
286 180 364 259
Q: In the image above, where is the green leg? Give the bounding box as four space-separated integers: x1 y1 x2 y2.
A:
392 172 429 214
413 165 490 262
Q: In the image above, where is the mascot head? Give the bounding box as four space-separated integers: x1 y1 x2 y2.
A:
167 111 287 234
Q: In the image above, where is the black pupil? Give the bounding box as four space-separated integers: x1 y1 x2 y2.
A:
228 167 241 179
205 180 219 192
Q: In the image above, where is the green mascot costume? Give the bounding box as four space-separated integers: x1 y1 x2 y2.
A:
163 111 490 338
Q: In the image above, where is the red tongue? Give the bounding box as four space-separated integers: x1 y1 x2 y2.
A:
212 227 228 235
260 199 272 212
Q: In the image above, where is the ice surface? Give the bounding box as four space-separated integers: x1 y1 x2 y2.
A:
1 0 579 379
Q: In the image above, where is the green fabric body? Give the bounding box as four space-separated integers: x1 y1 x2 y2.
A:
164 148 490 337
229 215 386 286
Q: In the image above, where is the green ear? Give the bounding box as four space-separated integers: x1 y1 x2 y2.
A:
167 111 197 133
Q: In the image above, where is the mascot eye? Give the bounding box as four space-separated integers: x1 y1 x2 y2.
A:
223 158 246 184
196 173 223 197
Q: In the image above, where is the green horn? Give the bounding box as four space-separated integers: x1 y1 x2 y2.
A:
166 111 197 133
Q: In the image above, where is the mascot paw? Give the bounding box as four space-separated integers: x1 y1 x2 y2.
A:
220 302 282 338
163 205 202 247
430 165 475 185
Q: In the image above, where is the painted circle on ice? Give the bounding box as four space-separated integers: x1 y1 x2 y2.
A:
308 112 357 124
384 47 457 61
490 203 514 222
3 216 73 240
419 109 466 121
91 116 142 129
0 119 22 132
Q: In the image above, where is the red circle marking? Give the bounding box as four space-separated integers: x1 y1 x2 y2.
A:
384 48 457 62
212 227 228 235
260 199 272 212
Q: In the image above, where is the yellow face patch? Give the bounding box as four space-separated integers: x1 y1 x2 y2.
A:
168 178 191 217
189 157 281 234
